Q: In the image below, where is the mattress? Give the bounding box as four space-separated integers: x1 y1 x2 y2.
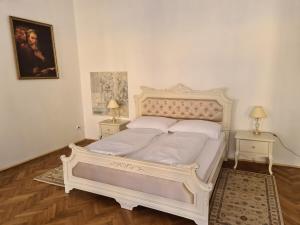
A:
195 132 225 181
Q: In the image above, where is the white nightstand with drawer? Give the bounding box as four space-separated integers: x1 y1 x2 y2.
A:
99 119 129 138
234 130 275 174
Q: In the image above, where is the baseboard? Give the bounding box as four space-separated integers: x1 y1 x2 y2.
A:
272 162 300 169
0 139 94 172
226 157 300 169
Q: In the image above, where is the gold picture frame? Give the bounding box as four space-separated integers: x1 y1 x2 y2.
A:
10 16 59 79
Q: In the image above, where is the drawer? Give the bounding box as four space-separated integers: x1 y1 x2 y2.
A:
101 125 118 136
239 140 269 154
102 132 113 138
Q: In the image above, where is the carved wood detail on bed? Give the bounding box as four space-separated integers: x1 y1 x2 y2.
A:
72 162 194 203
62 84 233 225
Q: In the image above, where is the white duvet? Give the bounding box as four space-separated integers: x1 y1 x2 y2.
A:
87 128 163 156
129 132 208 165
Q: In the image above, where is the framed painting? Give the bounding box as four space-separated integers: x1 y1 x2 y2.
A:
90 72 129 117
10 16 59 79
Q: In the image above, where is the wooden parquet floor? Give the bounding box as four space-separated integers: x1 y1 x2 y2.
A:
0 140 299 225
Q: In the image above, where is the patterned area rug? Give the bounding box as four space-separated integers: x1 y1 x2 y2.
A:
34 167 284 225
34 166 64 187
210 168 284 225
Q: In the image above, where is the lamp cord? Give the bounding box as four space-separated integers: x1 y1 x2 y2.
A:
262 132 300 157
223 130 300 157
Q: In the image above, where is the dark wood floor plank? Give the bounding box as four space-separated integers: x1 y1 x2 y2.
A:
0 141 299 225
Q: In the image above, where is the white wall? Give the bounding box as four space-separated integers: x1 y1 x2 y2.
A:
73 0 300 166
0 0 84 170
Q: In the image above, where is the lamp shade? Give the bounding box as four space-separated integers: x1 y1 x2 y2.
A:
107 99 119 109
250 106 267 119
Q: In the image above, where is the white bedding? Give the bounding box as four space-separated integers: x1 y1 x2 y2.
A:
195 132 225 181
87 128 163 156
87 128 225 182
128 132 225 181
128 132 209 165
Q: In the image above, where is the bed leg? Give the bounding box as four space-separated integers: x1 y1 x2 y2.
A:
64 185 73 194
115 199 138 211
193 218 208 225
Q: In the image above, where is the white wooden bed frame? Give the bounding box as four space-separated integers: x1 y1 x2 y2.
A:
61 84 233 225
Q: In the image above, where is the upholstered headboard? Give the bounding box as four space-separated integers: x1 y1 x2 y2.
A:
140 98 223 122
134 84 233 132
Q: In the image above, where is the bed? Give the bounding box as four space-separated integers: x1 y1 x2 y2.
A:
61 84 233 225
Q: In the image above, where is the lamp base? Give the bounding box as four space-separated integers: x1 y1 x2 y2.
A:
253 118 262 135
253 130 261 135
111 117 117 123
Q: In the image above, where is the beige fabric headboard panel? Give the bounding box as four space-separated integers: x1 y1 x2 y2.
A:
141 98 223 122
134 84 233 132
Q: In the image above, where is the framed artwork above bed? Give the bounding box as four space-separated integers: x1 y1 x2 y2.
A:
90 72 128 117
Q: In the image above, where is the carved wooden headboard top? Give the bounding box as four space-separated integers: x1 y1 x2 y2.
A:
134 84 233 131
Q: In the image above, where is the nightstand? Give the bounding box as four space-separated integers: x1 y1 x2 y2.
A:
234 130 275 174
99 119 129 138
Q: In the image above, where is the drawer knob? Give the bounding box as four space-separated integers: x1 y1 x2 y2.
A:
252 145 256 149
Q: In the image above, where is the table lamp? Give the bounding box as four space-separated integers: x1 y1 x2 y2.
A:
107 99 119 123
250 106 267 135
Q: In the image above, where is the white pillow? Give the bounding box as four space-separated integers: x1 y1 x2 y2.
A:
127 116 177 133
168 120 221 139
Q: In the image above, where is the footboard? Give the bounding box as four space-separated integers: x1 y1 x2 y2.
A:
61 144 217 225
